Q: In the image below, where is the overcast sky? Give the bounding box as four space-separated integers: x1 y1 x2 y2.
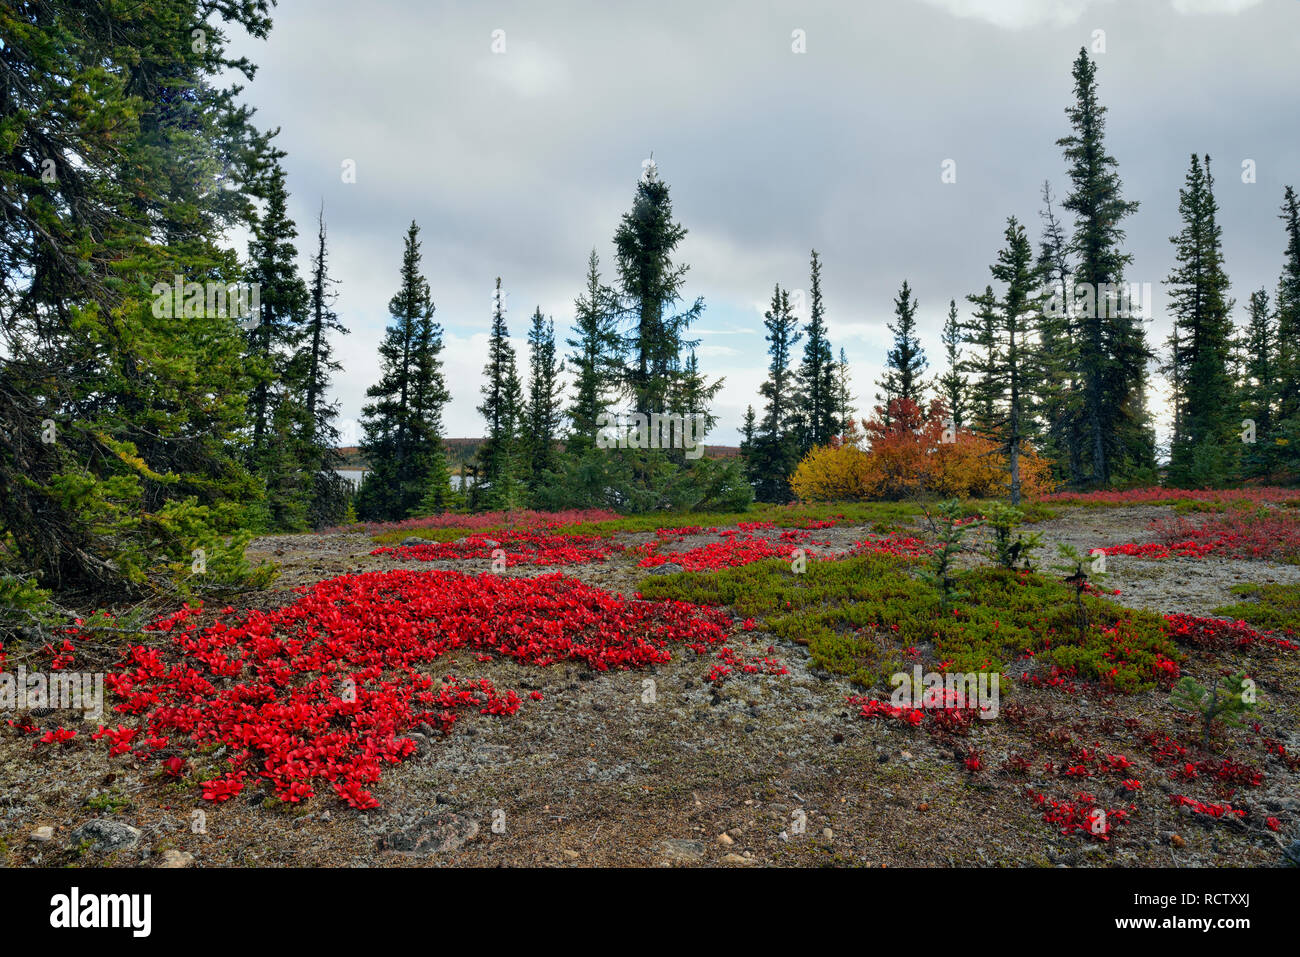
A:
224 0 1300 449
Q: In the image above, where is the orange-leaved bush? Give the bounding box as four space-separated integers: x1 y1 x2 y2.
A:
791 398 1053 501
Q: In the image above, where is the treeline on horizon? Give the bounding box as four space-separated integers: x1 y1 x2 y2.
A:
1 2 1298 610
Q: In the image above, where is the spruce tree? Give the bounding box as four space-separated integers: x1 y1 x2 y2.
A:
937 299 967 430
565 250 621 456
476 278 526 509
796 250 838 451
524 306 565 491
1275 187 1300 426
834 347 855 431
974 217 1048 505
1036 180 1086 485
752 284 803 502
303 204 352 528
612 159 714 417
245 159 311 530
1238 289 1276 479
1057 47 1153 484
0 0 273 592
962 285 1000 434
357 222 450 520
876 279 928 424
1165 155 1236 487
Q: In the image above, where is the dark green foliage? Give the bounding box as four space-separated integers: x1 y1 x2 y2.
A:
876 279 928 422
612 161 713 418
244 159 311 531
936 299 967 430
0 0 274 594
1237 289 1276 479
1165 155 1236 487
534 448 752 514
749 284 802 502
472 277 526 511
796 250 838 450
356 222 452 520
523 307 565 493
565 250 620 456
1056 47 1154 485
834 347 855 430
969 217 1048 504
1035 180 1086 486
1272 186 1300 477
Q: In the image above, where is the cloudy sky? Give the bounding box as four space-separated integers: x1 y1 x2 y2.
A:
224 0 1300 450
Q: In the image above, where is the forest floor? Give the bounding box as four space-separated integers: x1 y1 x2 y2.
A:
3 501 1299 868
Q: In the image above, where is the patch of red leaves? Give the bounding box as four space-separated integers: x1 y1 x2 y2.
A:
1163 614 1298 651
92 570 735 809
372 529 620 567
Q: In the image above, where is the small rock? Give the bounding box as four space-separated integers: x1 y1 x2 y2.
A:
480 539 500 548
29 826 54 843
722 853 754 865
401 536 426 546
717 833 734 846
561 848 580 859
69 819 142 855
379 812 479 856
822 828 833 841
659 839 706 863
1284 840 1300 867
648 563 684 575
159 849 194 868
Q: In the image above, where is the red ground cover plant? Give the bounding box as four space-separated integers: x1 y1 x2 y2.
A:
1037 487 1297 506
1027 789 1132 841
1163 613 1298 651
638 525 929 572
89 569 742 809
1097 509 1300 562
372 529 621 567
639 536 810 572
361 508 621 536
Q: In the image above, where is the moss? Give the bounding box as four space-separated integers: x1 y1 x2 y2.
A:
84 792 132 813
640 552 1177 692
1214 582 1300 633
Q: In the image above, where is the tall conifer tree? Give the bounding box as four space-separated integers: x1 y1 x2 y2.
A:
1165 155 1236 486
1057 47 1153 484
876 279 928 424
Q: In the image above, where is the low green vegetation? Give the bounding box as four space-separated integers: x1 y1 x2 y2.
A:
1214 582 1300 633
638 550 1176 692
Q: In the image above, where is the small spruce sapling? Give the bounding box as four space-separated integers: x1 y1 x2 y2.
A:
984 501 1043 571
1170 672 1258 752
1053 542 1105 643
919 499 977 613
